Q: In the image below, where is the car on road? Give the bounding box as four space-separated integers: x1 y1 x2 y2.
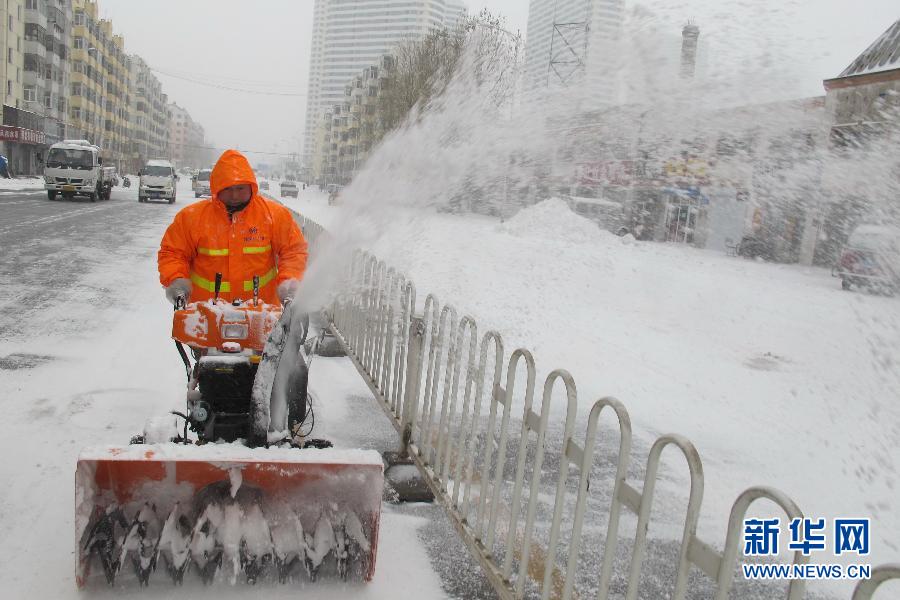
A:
280 181 299 197
259 180 269 191
835 224 900 294
193 168 212 198
138 159 177 204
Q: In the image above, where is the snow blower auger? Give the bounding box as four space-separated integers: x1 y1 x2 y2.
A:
75 275 383 589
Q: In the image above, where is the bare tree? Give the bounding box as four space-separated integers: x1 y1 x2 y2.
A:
375 10 522 142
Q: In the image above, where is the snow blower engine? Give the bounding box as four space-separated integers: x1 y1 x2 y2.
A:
74 274 383 589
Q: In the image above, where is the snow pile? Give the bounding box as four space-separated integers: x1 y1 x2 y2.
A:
498 197 607 245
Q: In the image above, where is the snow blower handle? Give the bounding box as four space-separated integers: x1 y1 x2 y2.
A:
253 275 259 306
214 272 223 301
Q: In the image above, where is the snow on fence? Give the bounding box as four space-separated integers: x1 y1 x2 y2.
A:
292 211 899 600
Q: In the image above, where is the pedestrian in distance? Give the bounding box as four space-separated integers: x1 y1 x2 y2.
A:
0 154 12 179
158 149 309 306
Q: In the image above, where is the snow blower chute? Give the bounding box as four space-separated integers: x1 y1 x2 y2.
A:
75 281 383 588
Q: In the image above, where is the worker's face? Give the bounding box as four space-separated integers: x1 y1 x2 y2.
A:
218 184 252 207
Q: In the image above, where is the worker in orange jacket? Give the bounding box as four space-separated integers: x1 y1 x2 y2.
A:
158 149 308 305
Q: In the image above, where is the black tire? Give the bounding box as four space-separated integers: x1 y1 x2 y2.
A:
47 190 56 200
89 192 97 202
169 196 175 204
841 278 851 291
138 196 145 203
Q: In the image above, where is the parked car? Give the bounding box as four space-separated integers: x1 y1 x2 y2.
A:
259 180 270 191
736 234 776 261
280 181 299 198
835 224 900 293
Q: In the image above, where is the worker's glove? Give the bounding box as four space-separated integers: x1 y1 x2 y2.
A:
277 278 301 304
165 278 193 306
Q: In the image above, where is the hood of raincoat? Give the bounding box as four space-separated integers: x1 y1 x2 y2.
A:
210 149 258 201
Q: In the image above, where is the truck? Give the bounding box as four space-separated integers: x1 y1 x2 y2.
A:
43 140 109 202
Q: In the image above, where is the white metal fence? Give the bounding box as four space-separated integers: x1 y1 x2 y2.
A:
293 211 899 600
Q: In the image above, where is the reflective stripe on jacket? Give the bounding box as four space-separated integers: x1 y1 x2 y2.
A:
157 149 308 304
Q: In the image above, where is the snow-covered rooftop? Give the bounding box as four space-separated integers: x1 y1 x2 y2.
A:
838 17 900 78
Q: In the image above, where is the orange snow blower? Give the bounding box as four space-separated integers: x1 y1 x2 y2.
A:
75 276 383 589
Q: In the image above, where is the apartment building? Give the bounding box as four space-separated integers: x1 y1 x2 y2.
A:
302 0 466 169
68 0 130 169
168 101 206 169
97 18 127 169
0 0 41 175
315 54 394 184
126 53 168 172
2 0 24 109
23 0 70 146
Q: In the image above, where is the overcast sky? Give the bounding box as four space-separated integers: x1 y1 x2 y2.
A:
96 0 898 164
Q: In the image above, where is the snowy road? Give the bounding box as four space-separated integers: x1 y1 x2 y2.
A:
0 182 491 598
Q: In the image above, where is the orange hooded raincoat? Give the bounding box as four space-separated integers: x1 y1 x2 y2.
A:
158 149 308 304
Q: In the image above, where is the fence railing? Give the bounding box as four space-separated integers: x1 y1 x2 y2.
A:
293 209 899 600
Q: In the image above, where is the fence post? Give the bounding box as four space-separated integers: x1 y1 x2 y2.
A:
382 313 434 503
399 314 425 457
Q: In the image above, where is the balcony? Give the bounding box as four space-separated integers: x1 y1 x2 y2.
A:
24 39 45 57
24 9 48 29
24 53 45 73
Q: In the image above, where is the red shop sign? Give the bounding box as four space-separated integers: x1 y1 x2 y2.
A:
0 125 46 145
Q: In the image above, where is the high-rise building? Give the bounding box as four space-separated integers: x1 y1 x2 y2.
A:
523 0 624 103
302 0 466 168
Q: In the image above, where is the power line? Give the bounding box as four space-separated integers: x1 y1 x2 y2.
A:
150 65 304 88
151 67 307 97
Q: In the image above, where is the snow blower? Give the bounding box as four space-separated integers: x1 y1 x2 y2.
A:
75 276 383 588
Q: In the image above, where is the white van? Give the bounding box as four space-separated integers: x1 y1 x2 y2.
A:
194 168 212 198
139 159 177 204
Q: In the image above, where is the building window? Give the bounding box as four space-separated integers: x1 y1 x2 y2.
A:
26 0 38 9
44 91 51 109
24 85 36 102
74 11 85 26
7 48 11 64
74 37 84 50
